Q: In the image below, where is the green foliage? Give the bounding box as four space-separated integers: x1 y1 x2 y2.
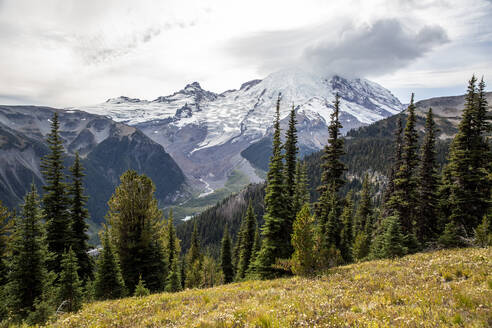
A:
438 221 466 248
201 255 222 288
339 191 354 262
94 229 126 300
291 204 315 276
254 96 289 278
134 275 150 297
293 162 310 216
236 202 257 280
107 170 166 293
165 257 181 293
68 152 94 283
220 226 234 284
57 247 83 313
352 231 370 261
380 216 408 258
353 174 373 238
41 111 71 274
0 202 12 288
185 223 203 289
416 108 440 244
474 215 492 247
6 185 52 322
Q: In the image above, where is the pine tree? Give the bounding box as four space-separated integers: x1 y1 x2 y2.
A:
247 227 261 275
283 104 298 252
185 222 202 288
68 152 93 283
253 95 289 278
339 191 354 262
353 174 372 238
474 215 492 247
236 202 257 280
293 162 310 216
220 226 234 283
441 76 491 236
318 94 346 194
94 229 126 300
165 257 181 292
291 204 315 276
164 210 178 275
134 275 150 297
6 185 51 320
352 231 370 261
386 95 419 240
41 111 71 274
381 216 407 258
416 108 439 244
57 247 83 313
107 170 166 293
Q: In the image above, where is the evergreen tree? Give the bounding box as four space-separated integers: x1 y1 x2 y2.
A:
283 104 298 251
381 216 407 258
438 221 466 248
57 247 83 313
185 222 202 288
474 215 492 247
68 152 93 283
134 275 150 297
94 229 126 300
253 95 289 278
41 111 71 274
291 204 315 276
165 257 181 292
247 227 261 275
387 94 419 235
220 226 234 283
293 162 310 216
352 231 370 261
164 210 178 275
339 191 354 262
416 108 439 244
353 174 373 238
107 170 166 293
236 202 257 280
318 94 346 194
442 76 491 236
7 185 51 320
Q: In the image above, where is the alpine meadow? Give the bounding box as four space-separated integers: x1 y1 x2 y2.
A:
0 1 491 327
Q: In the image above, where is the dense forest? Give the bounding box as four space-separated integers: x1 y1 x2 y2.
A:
0 76 490 325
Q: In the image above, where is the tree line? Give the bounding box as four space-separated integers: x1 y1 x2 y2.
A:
0 77 490 325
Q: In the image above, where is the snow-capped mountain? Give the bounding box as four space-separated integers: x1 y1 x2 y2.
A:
79 68 403 192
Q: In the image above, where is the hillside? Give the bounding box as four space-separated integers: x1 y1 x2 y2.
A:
50 247 491 327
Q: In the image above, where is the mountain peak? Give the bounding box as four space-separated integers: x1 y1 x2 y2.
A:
185 82 203 90
105 96 143 104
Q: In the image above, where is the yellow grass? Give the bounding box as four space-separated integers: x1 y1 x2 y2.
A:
49 248 491 327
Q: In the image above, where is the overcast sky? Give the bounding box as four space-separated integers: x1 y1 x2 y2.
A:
0 0 491 107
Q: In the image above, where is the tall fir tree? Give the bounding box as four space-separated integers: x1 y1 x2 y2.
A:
94 229 126 300
107 170 166 293
236 202 257 280
441 76 491 236
68 152 93 283
41 111 71 274
283 104 298 254
293 162 310 216
247 226 261 275
291 204 315 276
387 94 419 236
165 257 181 293
253 95 289 278
6 185 51 320
339 191 354 262
56 247 83 313
163 210 181 292
185 222 202 288
416 108 440 244
220 225 234 284
186 222 202 266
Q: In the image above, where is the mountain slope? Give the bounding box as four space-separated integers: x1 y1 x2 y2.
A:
52 247 492 327
0 105 186 223
79 68 403 193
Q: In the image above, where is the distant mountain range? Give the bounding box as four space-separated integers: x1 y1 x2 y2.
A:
79 68 404 194
0 106 186 224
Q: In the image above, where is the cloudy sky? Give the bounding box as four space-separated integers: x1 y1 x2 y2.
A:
0 0 491 107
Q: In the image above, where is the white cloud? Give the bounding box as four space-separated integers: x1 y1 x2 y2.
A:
0 0 490 106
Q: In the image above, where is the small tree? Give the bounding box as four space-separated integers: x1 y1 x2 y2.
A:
381 216 407 258
438 221 466 248
291 204 315 276
474 215 492 247
352 231 370 261
134 275 150 297
220 226 234 284
236 202 257 280
165 257 181 293
94 230 126 300
57 247 83 313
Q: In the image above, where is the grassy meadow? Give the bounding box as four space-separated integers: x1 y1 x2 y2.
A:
48 247 491 327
